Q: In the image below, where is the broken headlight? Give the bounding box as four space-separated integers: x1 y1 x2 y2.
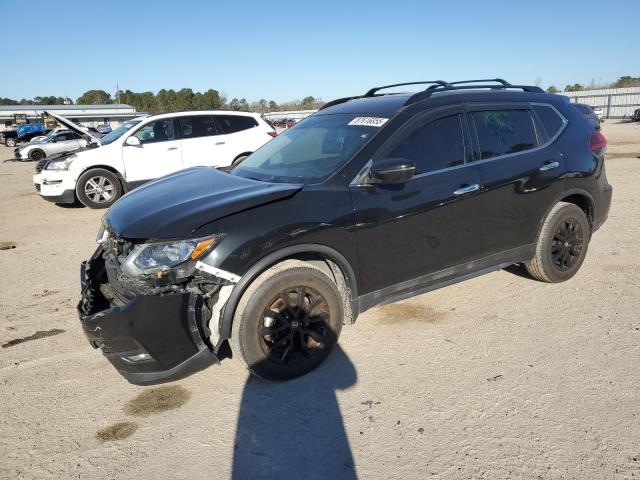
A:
121 235 219 279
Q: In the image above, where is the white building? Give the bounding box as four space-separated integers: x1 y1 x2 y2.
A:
0 104 145 129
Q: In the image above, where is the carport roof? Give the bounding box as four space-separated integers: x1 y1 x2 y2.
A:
0 104 135 111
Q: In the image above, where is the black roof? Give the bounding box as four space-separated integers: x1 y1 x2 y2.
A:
317 79 548 116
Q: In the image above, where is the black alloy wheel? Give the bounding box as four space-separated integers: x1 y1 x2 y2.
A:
550 217 584 271
260 286 329 365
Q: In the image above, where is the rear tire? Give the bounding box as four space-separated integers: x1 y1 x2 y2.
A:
230 260 343 380
29 149 45 161
76 168 122 209
5 137 16 147
525 202 590 283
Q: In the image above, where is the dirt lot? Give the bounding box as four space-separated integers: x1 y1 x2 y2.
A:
1 120 639 479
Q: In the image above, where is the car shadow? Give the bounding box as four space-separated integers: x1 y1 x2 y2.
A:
503 263 532 279
232 345 358 480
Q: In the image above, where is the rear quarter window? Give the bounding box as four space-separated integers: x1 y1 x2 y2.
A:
216 115 258 134
533 105 566 139
471 110 537 160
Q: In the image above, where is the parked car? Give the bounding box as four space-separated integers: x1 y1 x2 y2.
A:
631 108 640 122
96 125 112 135
0 123 47 147
77 78 612 385
593 106 604 122
33 110 276 208
16 129 89 161
571 103 601 129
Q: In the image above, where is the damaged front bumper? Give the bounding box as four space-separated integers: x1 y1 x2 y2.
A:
77 248 221 385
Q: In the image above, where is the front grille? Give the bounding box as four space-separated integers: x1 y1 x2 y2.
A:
35 158 48 173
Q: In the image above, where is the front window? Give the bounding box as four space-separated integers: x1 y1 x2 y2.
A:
133 119 176 144
231 114 382 183
99 120 142 145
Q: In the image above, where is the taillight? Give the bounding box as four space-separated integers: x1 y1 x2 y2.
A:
590 130 607 152
267 131 277 138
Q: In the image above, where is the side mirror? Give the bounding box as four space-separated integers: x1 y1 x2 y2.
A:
124 136 141 147
370 158 415 184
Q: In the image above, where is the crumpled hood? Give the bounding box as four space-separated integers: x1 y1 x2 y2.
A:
104 167 302 239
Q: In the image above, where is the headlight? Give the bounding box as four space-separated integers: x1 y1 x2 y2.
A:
45 155 76 171
121 235 219 278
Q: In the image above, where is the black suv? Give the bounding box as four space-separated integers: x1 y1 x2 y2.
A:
78 79 612 384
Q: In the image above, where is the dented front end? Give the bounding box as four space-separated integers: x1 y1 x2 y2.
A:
77 239 234 385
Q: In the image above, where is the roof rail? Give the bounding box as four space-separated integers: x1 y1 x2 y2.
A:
319 95 363 111
364 81 450 97
320 79 544 111
407 81 544 105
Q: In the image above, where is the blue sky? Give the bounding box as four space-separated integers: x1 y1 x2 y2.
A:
1 0 638 103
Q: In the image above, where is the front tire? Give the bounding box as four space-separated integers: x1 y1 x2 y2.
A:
76 168 122 209
230 260 343 380
525 202 590 283
29 149 45 161
5 137 16 147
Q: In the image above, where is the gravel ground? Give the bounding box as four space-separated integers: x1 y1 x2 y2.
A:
1 120 639 479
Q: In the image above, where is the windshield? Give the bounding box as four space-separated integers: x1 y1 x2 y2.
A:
231 114 384 183
99 119 142 145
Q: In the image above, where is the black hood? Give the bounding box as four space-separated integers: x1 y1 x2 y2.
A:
104 167 302 239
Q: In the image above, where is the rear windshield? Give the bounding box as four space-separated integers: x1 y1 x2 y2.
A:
231 114 383 183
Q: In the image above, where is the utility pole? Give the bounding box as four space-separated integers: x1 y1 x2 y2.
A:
116 84 120 104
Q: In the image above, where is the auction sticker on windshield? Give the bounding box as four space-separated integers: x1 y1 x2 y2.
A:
347 117 389 127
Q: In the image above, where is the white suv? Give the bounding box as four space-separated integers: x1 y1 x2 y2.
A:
33 111 276 208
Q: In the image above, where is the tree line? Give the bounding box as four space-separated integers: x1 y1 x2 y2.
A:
2 76 637 110
0 88 325 114
545 76 640 94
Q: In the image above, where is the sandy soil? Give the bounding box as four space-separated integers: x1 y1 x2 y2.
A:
1 120 639 479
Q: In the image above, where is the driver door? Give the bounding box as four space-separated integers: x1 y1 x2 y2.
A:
350 107 484 297
122 118 183 184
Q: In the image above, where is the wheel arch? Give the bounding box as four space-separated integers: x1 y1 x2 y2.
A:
77 164 127 192
28 148 45 159
217 244 359 343
233 152 253 163
538 188 596 238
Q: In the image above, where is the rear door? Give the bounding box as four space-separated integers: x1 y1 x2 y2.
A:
49 132 82 154
468 103 567 255
175 115 228 168
122 118 182 183
214 115 264 164
351 106 484 296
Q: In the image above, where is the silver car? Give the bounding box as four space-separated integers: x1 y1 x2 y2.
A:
15 129 90 161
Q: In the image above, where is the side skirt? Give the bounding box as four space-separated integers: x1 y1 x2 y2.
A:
357 244 535 314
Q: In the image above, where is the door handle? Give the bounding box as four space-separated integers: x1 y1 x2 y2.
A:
215 141 225 145
453 184 480 196
167 146 178 151
539 161 560 172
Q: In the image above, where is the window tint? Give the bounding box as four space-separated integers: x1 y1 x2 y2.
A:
133 119 176 144
471 110 537 160
387 114 465 174
533 105 565 138
178 115 218 139
216 115 258 134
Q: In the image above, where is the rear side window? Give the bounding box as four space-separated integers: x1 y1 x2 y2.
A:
533 105 565 138
216 115 258 134
387 114 465 174
471 110 537 160
178 115 218 139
